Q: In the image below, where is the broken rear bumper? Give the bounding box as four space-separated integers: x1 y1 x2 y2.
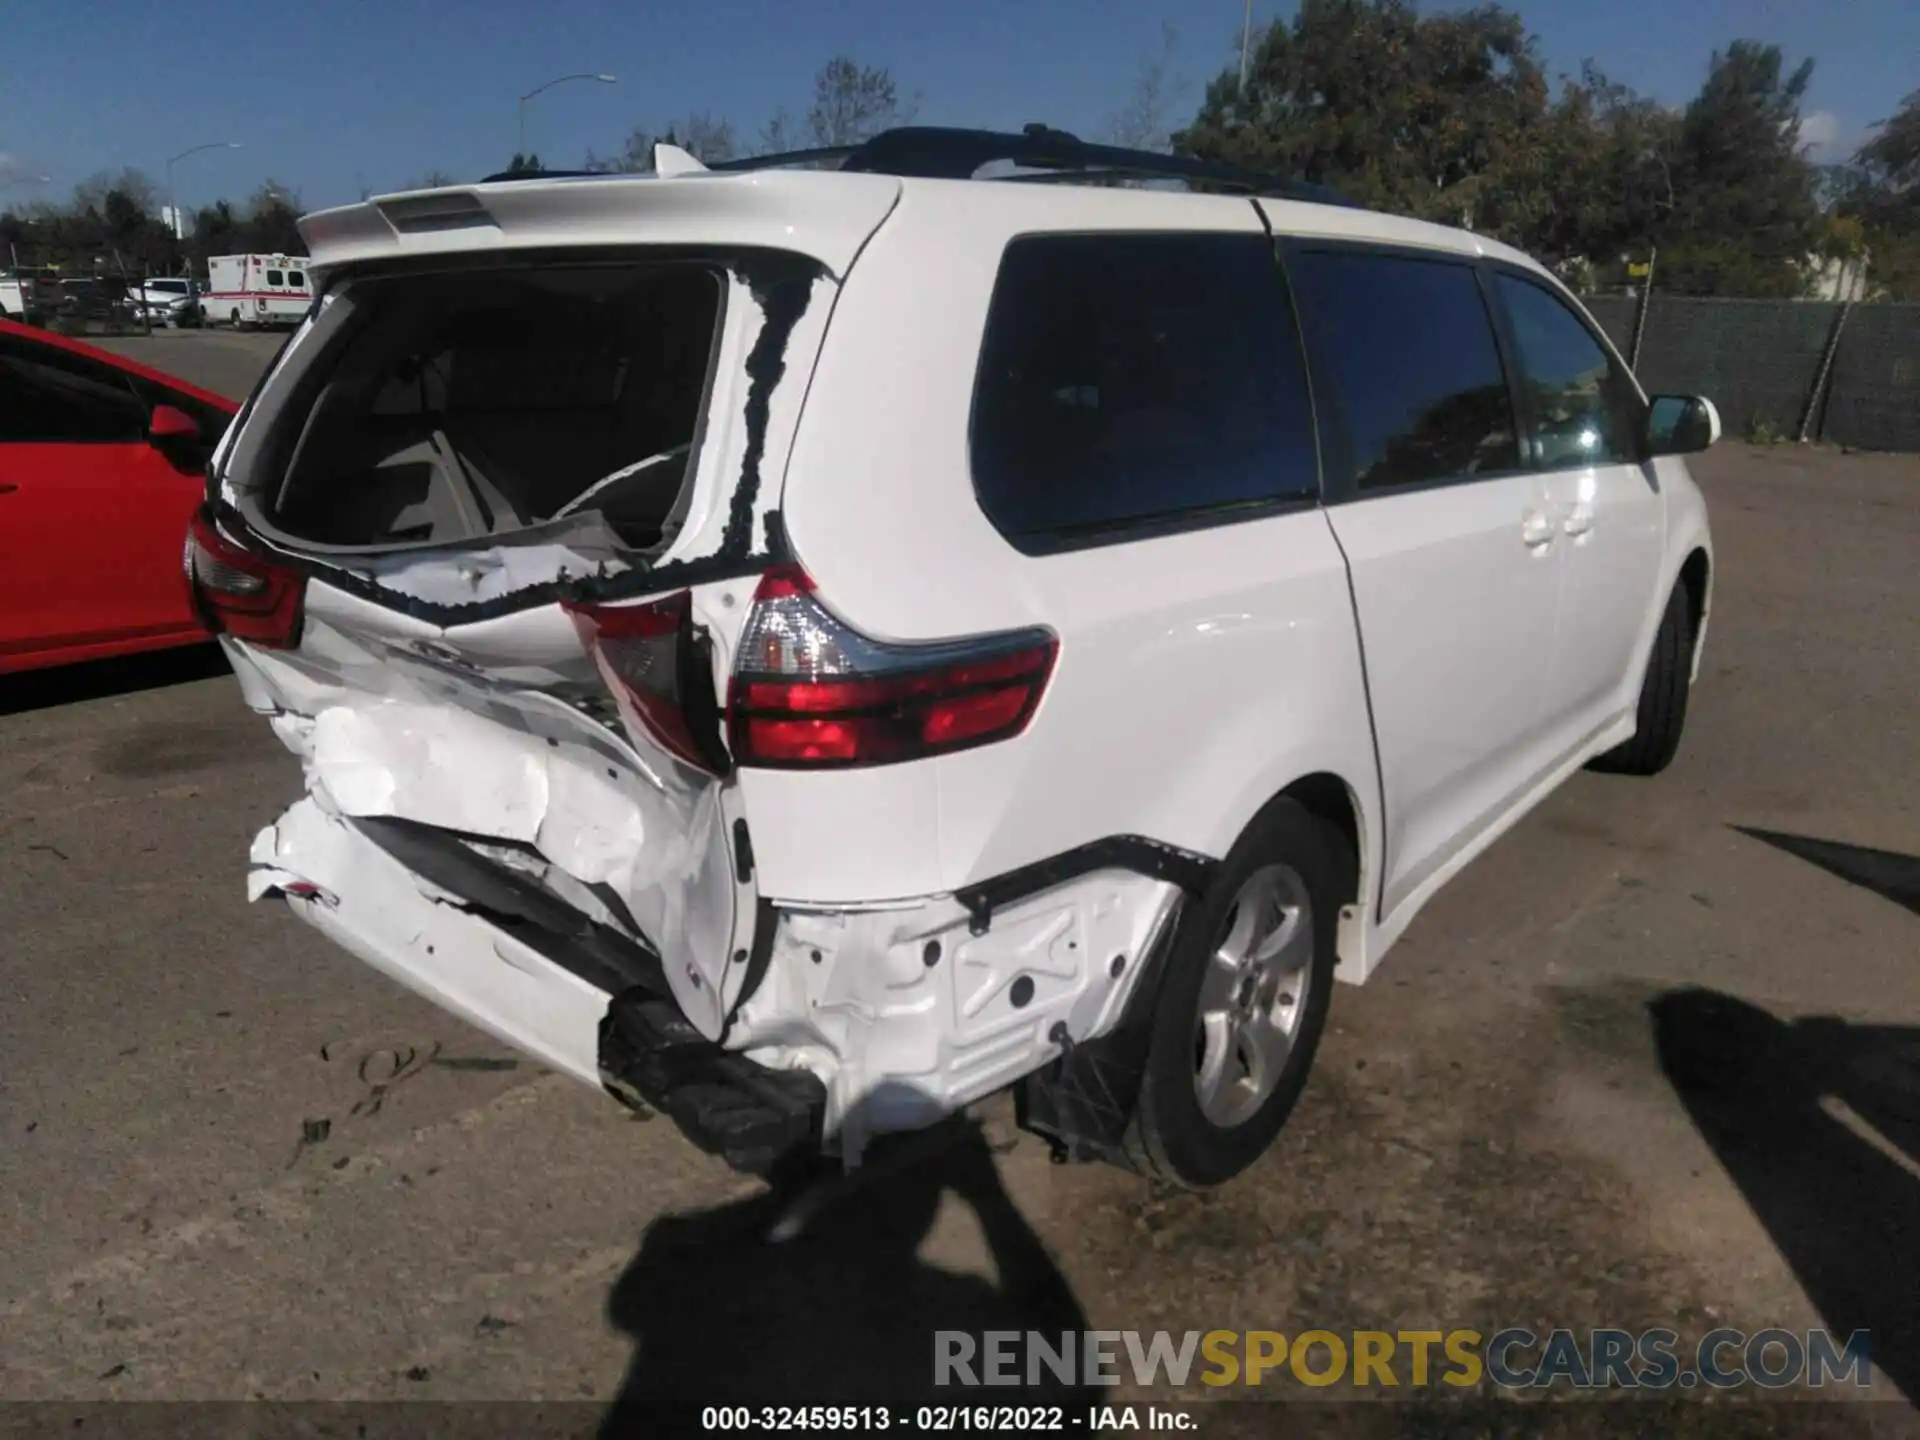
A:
253 797 829 1171
253 795 1197 1171
251 797 616 1086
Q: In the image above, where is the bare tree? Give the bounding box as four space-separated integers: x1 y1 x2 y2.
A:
593 112 740 173
760 107 802 154
673 112 739 163
1101 23 1184 153
806 56 916 148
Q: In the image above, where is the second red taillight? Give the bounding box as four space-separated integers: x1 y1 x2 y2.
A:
727 566 1057 769
567 590 730 776
185 509 305 648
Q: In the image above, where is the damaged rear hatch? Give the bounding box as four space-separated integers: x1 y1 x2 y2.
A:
200 173 901 1082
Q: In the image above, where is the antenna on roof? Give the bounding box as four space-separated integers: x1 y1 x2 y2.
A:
653 144 708 178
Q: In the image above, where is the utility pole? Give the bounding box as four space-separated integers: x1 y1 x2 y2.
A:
1628 245 1657 372
1239 0 1254 95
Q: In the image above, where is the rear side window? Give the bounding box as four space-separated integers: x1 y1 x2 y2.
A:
287 271 306 289
266 270 286 287
1288 250 1518 492
970 232 1318 549
1494 274 1643 468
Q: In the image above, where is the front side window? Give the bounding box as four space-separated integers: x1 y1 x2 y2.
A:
970 232 1319 549
0 340 147 444
1288 249 1519 492
1495 274 1643 468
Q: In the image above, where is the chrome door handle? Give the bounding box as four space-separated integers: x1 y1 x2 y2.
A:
1520 509 1556 548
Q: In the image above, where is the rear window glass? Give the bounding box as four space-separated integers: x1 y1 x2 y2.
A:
1288 250 1518 491
255 263 723 550
970 232 1319 549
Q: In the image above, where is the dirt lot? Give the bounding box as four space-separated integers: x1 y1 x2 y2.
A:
1 333 1915 1435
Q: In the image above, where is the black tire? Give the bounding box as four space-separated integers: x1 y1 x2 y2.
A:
1124 798 1349 1189
1590 582 1695 777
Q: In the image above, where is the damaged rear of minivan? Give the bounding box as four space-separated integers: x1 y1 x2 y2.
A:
199 173 920 1173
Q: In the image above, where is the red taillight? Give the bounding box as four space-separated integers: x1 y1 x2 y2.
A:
566 590 727 776
728 565 1057 769
185 510 305 648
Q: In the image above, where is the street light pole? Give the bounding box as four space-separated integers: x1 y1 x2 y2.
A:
517 71 618 162
165 141 242 244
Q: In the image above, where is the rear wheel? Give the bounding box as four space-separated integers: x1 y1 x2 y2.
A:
1590 582 1694 776
1124 798 1346 1189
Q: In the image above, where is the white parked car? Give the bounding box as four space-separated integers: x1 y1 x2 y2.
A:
191 128 1716 1187
128 276 203 327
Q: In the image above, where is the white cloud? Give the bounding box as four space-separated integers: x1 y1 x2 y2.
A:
0 152 50 188
1798 110 1844 162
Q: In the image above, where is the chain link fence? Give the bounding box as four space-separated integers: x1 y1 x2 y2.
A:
1579 293 1920 453
1818 303 1920 453
41 265 156 338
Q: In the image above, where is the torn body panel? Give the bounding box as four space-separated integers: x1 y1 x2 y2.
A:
715 874 1183 1161
221 253 844 1039
228 591 749 1039
250 761 1186 1167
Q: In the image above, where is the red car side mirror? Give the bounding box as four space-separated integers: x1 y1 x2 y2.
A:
149 404 201 443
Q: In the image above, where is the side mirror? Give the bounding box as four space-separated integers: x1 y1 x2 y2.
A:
1645 395 1720 456
148 403 201 444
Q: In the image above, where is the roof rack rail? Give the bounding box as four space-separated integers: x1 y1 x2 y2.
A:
476 167 606 183
710 124 1360 208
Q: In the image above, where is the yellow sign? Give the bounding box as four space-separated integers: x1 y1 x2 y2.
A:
1628 262 1652 277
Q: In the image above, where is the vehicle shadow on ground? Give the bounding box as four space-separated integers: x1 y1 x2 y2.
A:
1649 987 1919 1402
597 1118 1095 1436
1731 826 1920 917
0 644 230 717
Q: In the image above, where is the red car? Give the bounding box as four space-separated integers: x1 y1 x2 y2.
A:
0 317 238 673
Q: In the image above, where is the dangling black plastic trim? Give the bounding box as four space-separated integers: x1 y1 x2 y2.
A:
953 834 1216 936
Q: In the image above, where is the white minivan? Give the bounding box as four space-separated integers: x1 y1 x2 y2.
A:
192 127 1716 1186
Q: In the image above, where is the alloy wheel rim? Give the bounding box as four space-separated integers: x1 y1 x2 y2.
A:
1191 863 1314 1128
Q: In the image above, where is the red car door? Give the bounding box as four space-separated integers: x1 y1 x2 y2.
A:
0 330 214 670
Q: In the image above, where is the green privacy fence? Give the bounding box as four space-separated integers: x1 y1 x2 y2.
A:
1579 294 1920 453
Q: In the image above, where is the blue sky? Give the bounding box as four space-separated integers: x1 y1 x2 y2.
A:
1 0 1913 215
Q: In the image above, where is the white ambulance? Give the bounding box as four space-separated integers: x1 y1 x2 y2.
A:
205 253 313 328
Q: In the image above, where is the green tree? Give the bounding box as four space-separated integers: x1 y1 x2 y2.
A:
502 151 544 176
1655 41 1822 296
189 199 241 264
1534 64 1678 274
1175 0 1550 232
244 182 303 256
1839 90 1920 298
